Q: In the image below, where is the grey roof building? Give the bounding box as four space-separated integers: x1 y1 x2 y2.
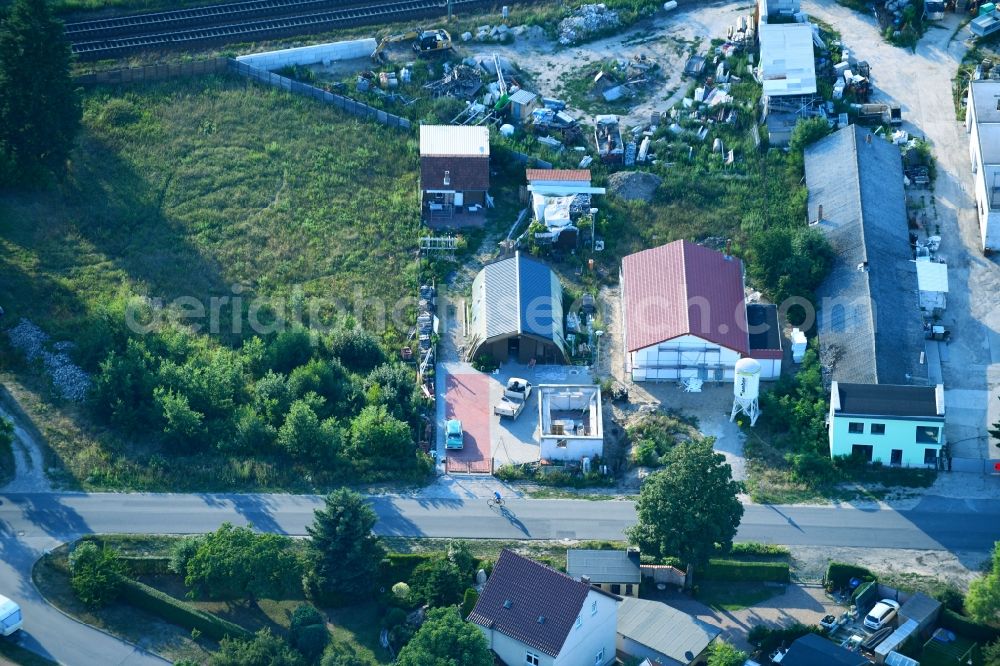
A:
616 597 720 666
567 549 641 594
468 252 569 365
777 633 868 666
804 124 926 385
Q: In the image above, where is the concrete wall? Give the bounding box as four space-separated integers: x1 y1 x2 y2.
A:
237 38 377 70
828 412 943 466
540 435 603 461
640 564 687 588
629 334 742 382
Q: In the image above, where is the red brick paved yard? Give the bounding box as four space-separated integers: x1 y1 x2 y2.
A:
444 372 491 473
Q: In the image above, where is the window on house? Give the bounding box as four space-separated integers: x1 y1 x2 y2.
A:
610 584 621 595
591 600 598 615
852 444 873 462
557 439 568 448
871 423 886 435
625 584 634 596
595 648 605 665
916 426 941 444
575 615 583 629
525 652 540 666
848 422 864 434
924 448 938 465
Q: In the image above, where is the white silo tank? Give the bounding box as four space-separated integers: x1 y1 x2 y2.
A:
734 357 761 402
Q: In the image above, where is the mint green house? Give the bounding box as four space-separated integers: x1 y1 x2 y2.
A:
828 382 945 468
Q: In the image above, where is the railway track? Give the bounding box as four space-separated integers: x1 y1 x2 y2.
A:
67 0 491 60
65 0 376 40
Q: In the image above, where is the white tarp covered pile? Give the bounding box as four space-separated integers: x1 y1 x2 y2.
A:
532 194 574 227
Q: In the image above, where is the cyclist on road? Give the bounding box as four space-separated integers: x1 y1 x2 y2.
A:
493 491 502 504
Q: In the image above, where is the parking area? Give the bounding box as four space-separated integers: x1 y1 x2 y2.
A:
441 370 492 474
437 359 601 470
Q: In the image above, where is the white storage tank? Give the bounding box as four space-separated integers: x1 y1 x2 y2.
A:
734 357 761 402
790 327 807 363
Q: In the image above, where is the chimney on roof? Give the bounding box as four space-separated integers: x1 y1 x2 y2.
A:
817 204 823 222
580 575 591 585
724 239 733 260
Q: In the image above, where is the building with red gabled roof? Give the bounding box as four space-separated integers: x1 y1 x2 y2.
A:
620 240 782 382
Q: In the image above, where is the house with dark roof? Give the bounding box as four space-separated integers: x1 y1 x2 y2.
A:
620 240 782 382
469 549 619 666
774 633 868 666
467 252 569 365
419 125 490 224
964 79 1000 252
829 381 945 467
566 549 641 598
616 597 721 666
804 125 926 386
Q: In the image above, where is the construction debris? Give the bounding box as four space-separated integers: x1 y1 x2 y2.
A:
423 64 482 98
558 3 621 45
607 171 662 202
595 114 624 162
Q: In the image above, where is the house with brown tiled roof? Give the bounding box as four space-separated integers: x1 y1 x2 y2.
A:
468 549 619 666
419 125 489 225
620 240 783 383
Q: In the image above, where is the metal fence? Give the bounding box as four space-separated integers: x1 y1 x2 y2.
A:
228 59 411 131
75 57 230 86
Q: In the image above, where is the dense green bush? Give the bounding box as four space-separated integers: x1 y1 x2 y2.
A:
210 628 304 666
728 543 791 558
378 553 440 589
119 577 250 641
825 562 877 590
184 523 302 600
118 555 172 576
460 588 479 619
627 414 692 467
69 542 126 608
700 560 789 583
940 608 1000 643
410 557 466 608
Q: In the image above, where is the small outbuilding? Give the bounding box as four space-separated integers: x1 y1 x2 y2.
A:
616 597 721 666
915 260 948 312
508 88 541 124
776 633 868 666
538 384 603 461
467 252 569 365
567 548 640 597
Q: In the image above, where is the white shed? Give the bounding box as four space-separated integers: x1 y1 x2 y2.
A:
914 261 948 312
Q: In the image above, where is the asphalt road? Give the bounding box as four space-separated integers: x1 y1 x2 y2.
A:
1 492 999 664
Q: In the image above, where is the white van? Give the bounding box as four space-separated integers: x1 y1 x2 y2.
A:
0 595 22 636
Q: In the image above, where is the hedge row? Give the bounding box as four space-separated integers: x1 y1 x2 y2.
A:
825 562 876 590
940 608 1000 643
119 556 172 576
700 559 790 583
728 543 791 558
378 553 442 588
119 577 250 642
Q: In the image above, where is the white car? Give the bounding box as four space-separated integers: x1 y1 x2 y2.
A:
864 599 900 630
0 595 22 636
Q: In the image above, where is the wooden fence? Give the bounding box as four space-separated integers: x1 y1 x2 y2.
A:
228 59 412 131
75 57 230 86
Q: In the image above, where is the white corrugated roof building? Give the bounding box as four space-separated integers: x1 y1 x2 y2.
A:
419 125 489 157
758 22 817 97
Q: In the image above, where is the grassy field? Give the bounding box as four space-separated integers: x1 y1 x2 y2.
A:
0 75 441 491
696 581 783 611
